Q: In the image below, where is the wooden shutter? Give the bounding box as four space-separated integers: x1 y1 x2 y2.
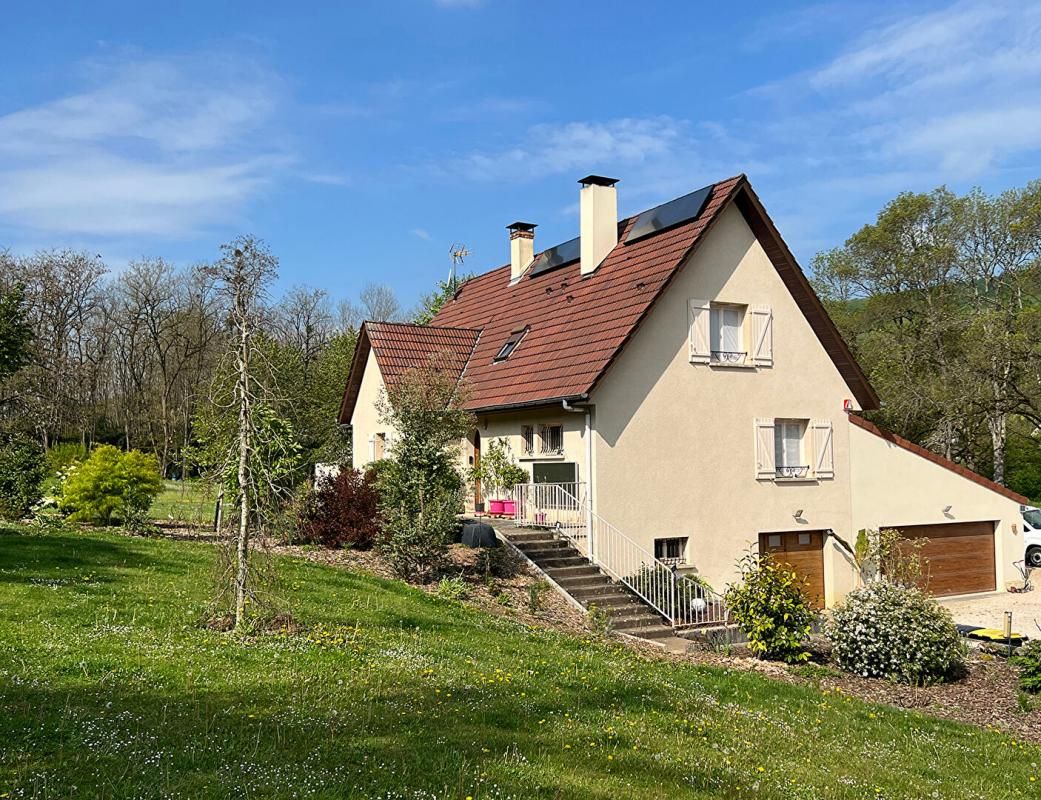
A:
688 299 711 363
812 419 834 479
750 305 773 366
755 418 776 480
367 435 376 463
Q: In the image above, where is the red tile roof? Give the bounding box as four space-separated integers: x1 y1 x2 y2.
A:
338 322 479 423
339 174 879 421
850 414 1028 504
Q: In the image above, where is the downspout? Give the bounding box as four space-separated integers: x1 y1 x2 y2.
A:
563 399 594 562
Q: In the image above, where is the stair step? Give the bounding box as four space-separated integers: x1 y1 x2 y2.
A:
508 532 561 543
569 585 630 601
611 613 667 630
580 593 641 609
555 575 613 590
621 625 675 640
523 547 581 561
543 565 600 578
514 539 568 551
538 555 589 569
605 603 661 619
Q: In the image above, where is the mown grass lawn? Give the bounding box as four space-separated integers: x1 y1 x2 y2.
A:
149 480 218 526
1 526 1039 799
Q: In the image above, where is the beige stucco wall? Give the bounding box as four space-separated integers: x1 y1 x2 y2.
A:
590 204 860 605
849 423 1024 592
349 351 397 469
461 408 589 508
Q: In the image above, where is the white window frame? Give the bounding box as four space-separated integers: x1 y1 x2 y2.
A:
709 303 747 365
774 419 809 479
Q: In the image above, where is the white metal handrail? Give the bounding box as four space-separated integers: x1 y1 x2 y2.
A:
513 481 728 629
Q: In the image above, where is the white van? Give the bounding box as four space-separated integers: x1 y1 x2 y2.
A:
1023 505 1041 567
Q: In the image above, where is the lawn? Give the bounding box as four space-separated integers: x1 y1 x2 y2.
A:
149 479 218 526
1 526 1039 799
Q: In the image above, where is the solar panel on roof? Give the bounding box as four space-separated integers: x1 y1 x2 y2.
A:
528 236 580 277
624 185 712 244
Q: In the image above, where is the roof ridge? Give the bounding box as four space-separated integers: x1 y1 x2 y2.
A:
364 319 484 334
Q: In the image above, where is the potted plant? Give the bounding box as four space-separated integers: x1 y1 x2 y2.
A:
478 438 528 516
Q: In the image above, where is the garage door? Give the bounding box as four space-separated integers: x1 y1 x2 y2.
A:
759 530 825 608
885 521 996 596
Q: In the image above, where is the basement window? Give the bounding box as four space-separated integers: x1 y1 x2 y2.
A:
654 537 688 566
494 326 529 362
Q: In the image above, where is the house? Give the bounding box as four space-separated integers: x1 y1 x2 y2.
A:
338 174 1027 615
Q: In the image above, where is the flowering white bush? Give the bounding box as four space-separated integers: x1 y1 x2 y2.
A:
828 581 965 685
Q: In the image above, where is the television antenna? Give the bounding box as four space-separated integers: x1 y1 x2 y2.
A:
447 242 470 293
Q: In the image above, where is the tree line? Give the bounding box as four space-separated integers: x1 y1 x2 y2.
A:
0 245 429 478
815 180 1041 500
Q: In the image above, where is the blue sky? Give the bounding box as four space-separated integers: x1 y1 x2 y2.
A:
2 0 1040 308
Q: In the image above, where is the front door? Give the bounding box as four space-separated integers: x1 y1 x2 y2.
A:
759 530 826 608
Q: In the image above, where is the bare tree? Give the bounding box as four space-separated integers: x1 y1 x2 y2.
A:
359 282 401 322
335 298 363 333
275 286 335 371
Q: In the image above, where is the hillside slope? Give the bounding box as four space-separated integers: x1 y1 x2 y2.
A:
1 527 1038 799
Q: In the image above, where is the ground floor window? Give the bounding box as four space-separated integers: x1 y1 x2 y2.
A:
532 461 577 484
654 536 688 566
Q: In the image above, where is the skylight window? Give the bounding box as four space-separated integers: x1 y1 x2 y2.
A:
494 327 528 362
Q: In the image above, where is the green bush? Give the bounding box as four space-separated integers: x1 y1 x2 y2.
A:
379 488 458 582
724 552 816 663
828 581 965 685
1011 640 1041 694
435 576 468 601
0 433 47 520
59 445 163 526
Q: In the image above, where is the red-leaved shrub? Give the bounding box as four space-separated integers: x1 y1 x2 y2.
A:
298 468 381 549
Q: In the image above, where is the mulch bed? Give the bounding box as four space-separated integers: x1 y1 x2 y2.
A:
144 523 1041 741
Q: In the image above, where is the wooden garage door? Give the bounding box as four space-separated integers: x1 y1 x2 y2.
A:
886 522 996 596
759 530 825 608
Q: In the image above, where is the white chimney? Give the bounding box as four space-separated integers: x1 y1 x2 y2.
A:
508 221 536 282
579 175 619 276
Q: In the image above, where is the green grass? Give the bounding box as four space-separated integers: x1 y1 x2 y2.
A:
1 526 1039 799
149 479 218 525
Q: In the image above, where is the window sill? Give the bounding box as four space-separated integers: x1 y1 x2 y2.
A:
773 476 819 484
709 361 756 370
520 454 566 462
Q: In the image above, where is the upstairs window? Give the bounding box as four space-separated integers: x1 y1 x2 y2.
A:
494 326 529 362
774 419 808 479
521 425 535 456
539 424 564 455
710 304 746 364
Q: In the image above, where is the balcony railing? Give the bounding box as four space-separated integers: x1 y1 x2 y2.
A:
711 350 747 364
776 465 810 479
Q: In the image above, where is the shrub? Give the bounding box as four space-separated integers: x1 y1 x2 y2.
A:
724 552 816 663
828 581 965 685
1011 640 1041 694
298 468 381 549
379 488 458 582
527 579 550 614
435 576 468 601
476 545 521 580
59 445 163 526
0 433 47 520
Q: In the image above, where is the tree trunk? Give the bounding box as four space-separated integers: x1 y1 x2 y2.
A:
234 273 252 631
989 409 1007 486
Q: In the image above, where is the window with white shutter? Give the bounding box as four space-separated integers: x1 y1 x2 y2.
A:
688 299 711 363
754 418 775 479
521 425 535 456
367 434 376 463
811 419 835 479
774 420 808 479
709 303 747 364
750 305 773 367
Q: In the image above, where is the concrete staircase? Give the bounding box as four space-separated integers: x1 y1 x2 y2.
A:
505 528 676 643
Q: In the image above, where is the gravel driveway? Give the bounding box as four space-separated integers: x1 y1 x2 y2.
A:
940 589 1041 632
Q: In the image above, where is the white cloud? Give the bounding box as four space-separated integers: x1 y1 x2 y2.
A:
410 228 431 240
0 52 289 238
